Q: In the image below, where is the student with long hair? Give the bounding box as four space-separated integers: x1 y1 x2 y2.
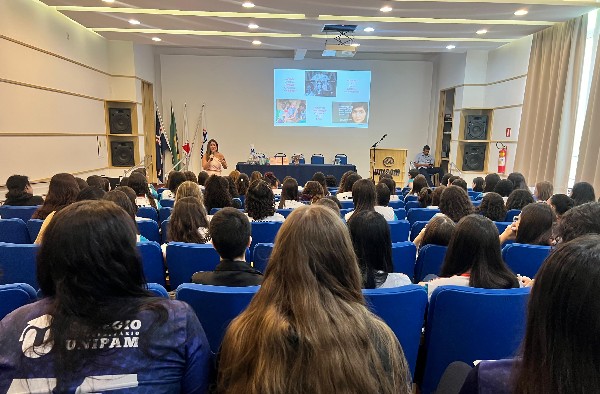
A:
379 177 399 201
500 203 555 246
311 172 330 196
2 175 44 206
226 176 242 208
235 173 250 196
348 210 411 288
570 181 596 206
506 189 534 210
175 180 204 202
337 173 361 200
346 179 395 221
168 197 210 244
476 192 507 222
507 172 528 190
408 174 428 197
217 205 411 394
337 170 355 194
534 181 553 202
459 235 600 393
413 214 456 249
0 201 211 392
278 178 303 209
546 193 574 219
300 181 325 204
438 185 474 223
103 189 147 242
246 180 285 222
483 173 501 193
426 214 519 297
472 177 484 193
431 185 445 208
204 175 232 213
494 179 514 198
128 172 160 210
249 171 262 184
418 187 433 208
162 171 187 200
314 196 342 216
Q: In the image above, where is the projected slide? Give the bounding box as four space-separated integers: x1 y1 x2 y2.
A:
274 69 371 128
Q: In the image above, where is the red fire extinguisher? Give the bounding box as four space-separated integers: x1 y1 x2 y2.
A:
497 142 507 174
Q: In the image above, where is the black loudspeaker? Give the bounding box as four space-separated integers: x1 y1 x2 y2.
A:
109 108 132 134
463 143 486 171
465 115 488 140
111 141 135 167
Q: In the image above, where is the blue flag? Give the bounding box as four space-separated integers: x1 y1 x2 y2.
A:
155 110 169 182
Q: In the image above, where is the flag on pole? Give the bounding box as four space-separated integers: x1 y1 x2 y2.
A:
155 109 170 182
169 104 180 170
199 105 208 160
182 103 191 167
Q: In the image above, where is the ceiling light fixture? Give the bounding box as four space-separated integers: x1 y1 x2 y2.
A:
242 2 255 8
380 5 393 12
152 37 161 41
252 40 262 45
446 44 456 50
350 43 360 47
101 0 115 3
248 23 259 29
128 19 141 25
476 29 488 35
514 9 528 16
364 27 375 32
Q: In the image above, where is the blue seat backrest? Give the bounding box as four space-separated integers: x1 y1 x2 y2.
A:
388 220 410 243
253 243 274 273
276 209 293 218
159 207 173 223
137 206 158 222
0 242 39 288
0 218 30 244
0 283 37 320
161 220 170 244
0 206 39 222
210 208 220 215
339 200 354 210
250 221 283 252
157 187 168 198
176 283 260 352
472 200 482 207
166 242 221 288
335 154 348 164
137 241 167 287
340 208 353 219
468 191 482 199
26 219 44 243
407 208 440 226
160 198 175 208
414 244 448 282
401 187 411 196
363 285 427 379
393 208 407 220
391 241 417 276
410 221 429 242
404 195 418 203
136 219 160 244
502 243 551 278
505 209 521 222
311 154 325 164
388 200 405 210
494 221 512 234
146 283 169 298
405 201 420 211
421 286 530 394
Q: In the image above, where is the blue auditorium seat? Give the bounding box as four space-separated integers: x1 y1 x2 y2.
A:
252 243 273 273
388 220 410 243
0 218 30 244
391 241 417 276
250 221 283 252
137 206 158 222
410 221 428 242
166 242 221 288
146 283 169 298
0 206 39 222
26 219 44 243
136 219 160 243
160 198 175 208
414 244 447 282
158 207 172 223
407 208 440 227
334 154 348 164
340 200 354 210
505 209 521 222
405 201 421 211
393 208 407 220
0 283 37 320
0 242 39 288
137 241 167 287
502 243 551 278
388 200 404 210
276 209 293 218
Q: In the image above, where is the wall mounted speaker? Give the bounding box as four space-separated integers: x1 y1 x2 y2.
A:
465 115 488 140
463 143 486 171
109 108 132 134
111 141 134 167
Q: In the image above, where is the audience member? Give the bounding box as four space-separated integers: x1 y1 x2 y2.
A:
431 185 445 207
246 180 285 222
128 172 160 209
494 179 514 198
175 180 203 202
379 177 399 201
300 181 325 204
249 170 262 184
278 178 304 209
119 176 129 187
86 175 108 192
413 214 456 249
103 189 145 241
441 173 453 187
168 196 210 244
451 178 468 192
76 186 106 201
263 172 280 189
570 181 596 206
325 175 337 188
162 171 186 200
2 175 44 206
192 207 262 286
204 175 232 213
375 183 392 208
418 187 433 208
114 186 137 210
346 179 395 221
483 173 501 193
184 170 198 183
228 169 241 183
32 173 79 243
0 200 211 392
439 186 474 222
235 173 250 197
408 174 428 197
506 189 534 210
476 192 507 222
447 175 460 185
74 177 88 191
472 177 484 193
226 176 242 209
314 196 341 216
131 167 158 199
217 205 410 394
554 202 600 243
547 193 574 219
406 168 420 188
311 172 330 196
337 173 361 200
197 171 209 186
337 170 355 194
507 172 528 190
500 203 555 246
534 181 553 202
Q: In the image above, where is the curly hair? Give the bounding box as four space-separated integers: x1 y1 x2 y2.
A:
494 179 514 197
439 185 474 222
246 180 276 220
203 175 232 212
418 187 433 208
506 189 534 210
476 192 507 222
263 172 279 188
483 173 501 193
236 173 250 196
337 171 355 194
431 186 445 206
555 202 600 243
300 181 325 204
311 172 330 196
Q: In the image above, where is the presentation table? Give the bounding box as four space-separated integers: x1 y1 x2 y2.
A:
235 163 356 186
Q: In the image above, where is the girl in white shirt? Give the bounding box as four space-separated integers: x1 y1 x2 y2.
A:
278 178 304 209
345 179 396 221
246 180 285 222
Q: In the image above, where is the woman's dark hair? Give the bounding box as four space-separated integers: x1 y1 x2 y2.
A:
570 181 596 206
207 138 219 152
204 175 232 212
507 172 528 190
351 179 376 217
278 178 299 209
36 201 167 385
168 197 210 243
246 180 276 220
128 172 157 209
314 196 341 216
250 171 263 184
494 179 514 197
32 173 79 220
447 175 459 185
418 187 433 208
440 214 518 289
103 190 137 221
167 171 187 193
5 175 30 201
431 185 446 206
411 175 428 195
438 185 474 222
86 175 108 191
119 176 129 187
555 202 600 243
549 193 574 217
197 171 209 186
210 207 251 260
337 171 355 193
325 175 338 187
515 203 555 245
514 235 600 394
476 192 507 222
263 172 279 188
379 177 396 199
441 173 453 186
483 173 501 193
535 181 553 202
132 167 147 177
183 171 198 183
236 173 250 196
75 177 88 190
311 172 329 196
506 189 534 210
343 173 362 193
348 210 393 289
420 214 456 248
376 183 391 207
226 176 239 198
451 178 468 192
472 177 484 193
408 169 420 180
114 186 138 209
76 186 106 201
301 181 325 203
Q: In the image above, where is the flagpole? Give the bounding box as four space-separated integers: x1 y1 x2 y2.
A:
189 103 206 163
155 102 168 183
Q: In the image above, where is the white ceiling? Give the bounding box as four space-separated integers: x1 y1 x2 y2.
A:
41 0 598 54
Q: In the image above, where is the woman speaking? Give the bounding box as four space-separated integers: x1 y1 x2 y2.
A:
202 139 228 176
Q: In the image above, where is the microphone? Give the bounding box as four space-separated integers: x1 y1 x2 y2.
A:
372 134 388 148
382 133 388 139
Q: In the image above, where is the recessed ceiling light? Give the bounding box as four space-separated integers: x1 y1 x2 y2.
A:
476 29 488 35
101 0 115 3
248 23 259 29
514 9 528 16
252 40 262 45
446 44 456 50
364 27 375 32
128 19 141 25
350 43 360 47
380 5 393 12
242 1 255 8
152 37 161 42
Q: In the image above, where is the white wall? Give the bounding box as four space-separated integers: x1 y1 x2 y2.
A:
160 55 434 178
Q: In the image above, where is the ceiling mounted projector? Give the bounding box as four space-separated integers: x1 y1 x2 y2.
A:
321 25 358 58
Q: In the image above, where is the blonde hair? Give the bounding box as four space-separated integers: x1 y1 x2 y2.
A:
217 205 410 394
175 181 203 202
228 169 241 182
